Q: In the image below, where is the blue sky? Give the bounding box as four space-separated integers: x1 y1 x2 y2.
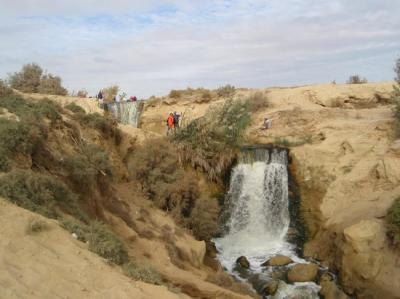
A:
0 0 399 98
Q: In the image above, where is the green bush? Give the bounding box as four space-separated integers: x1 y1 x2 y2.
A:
65 102 86 114
64 144 113 192
38 74 68 96
0 118 44 171
8 63 68 95
0 170 78 219
123 261 162 285
0 80 13 97
128 138 199 221
76 113 121 143
60 218 89 241
174 98 251 181
26 218 48 234
87 221 128 265
0 93 61 122
387 198 400 247
216 84 235 98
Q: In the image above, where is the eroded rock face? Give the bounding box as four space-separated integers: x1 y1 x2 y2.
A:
319 274 349 299
261 255 293 267
287 263 319 282
236 256 250 269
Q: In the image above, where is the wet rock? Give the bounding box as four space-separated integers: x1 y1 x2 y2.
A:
319 274 349 299
271 267 287 280
236 256 250 269
287 263 319 282
261 280 279 296
261 255 293 267
205 241 218 258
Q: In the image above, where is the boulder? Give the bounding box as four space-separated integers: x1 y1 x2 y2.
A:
236 256 250 269
319 274 349 299
261 255 293 267
262 280 279 296
287 263 319 282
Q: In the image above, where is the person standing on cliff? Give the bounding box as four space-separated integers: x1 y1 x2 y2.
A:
173 111 181 131
167 113 174 135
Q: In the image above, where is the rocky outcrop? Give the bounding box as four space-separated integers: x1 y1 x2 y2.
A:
236 256 250 269
261 255 293 267
287 263 319 282
319 274 349 299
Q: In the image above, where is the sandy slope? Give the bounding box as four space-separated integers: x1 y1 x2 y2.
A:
0 198 190 299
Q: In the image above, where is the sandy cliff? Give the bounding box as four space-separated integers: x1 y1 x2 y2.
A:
141 82 400 298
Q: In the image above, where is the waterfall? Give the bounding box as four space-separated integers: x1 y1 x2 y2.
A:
106 101 142 127
214 148 320 298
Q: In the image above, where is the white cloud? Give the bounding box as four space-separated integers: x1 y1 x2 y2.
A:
0 0 399 97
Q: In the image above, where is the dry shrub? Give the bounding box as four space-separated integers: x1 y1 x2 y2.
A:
26 218 48 234
0 80 13 97
76 89 88 98
347 74 368 84
60 217 89 241
123 261 162 285
9 63 68 95
189 197 220 240
216 84 235 98
65 102 85 114
87 221 129 265
247 91 270 112
387 197 400 247
102 85 119 102
0 170 80 219
138 229 156 239
169 90 182 99
128 138 199 223
64 143 112 193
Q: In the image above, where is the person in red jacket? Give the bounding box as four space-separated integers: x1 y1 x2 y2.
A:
167 113 174 135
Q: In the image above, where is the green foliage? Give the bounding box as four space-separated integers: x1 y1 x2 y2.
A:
189 197 220 240
38 74 68 96
0 118 43 171
128 138 199 221
386 197 400 247
0 170 78 219
347 74 368 84
64 144 112 192
216 84 235 98
8 63 43 93
0 93 61 122
8 63 68 95
76 112 121 143
60 218 89 241
174 98 251 181
87 221 129 265
0 80 13 97
123 261 162 285
65 102 86 114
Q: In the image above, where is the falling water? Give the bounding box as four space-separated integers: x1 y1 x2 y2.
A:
214 148 320 298
106 101 142 127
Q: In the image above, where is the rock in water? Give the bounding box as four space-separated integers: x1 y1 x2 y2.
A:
262 280 279 296
236 256 250 269
261 255 293 266
287 263 319 282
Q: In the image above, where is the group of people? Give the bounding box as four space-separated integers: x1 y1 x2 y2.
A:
166 112 181 135
97 90 137 109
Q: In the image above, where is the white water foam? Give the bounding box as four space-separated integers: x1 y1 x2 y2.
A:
107 101 141 127
214 149 320 298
